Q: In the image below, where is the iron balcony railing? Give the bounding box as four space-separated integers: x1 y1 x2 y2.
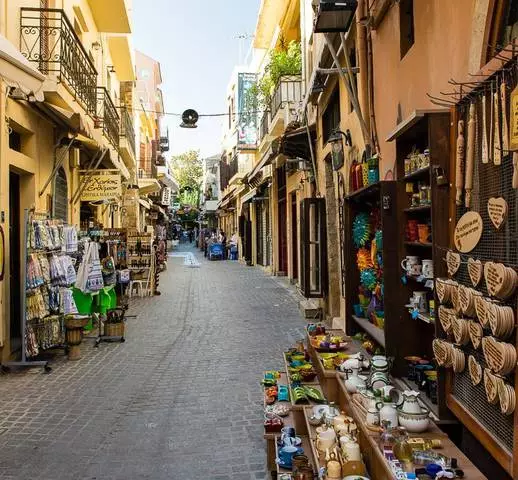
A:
260 111 270 141
20 8 97 114
269 75 303 120
120 107 135 157
97 87 120 149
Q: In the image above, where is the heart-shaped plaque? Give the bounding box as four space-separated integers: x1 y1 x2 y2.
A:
487 197 508 229
467 258 483 287
454 211 483 253
446 251 461 277
485 262 506 296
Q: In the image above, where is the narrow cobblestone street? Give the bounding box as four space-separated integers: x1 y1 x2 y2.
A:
0 246 306 480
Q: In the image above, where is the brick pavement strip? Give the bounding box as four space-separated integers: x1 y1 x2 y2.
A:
0 245 306 480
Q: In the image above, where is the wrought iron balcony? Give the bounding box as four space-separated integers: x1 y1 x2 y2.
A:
260 111 270 141
119 107 135 157
270 75 303 120
96 87 120 149
20 8 98 114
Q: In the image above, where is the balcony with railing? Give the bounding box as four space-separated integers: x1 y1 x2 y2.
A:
269 75 303 134
96 87 120 149
20 8 98 114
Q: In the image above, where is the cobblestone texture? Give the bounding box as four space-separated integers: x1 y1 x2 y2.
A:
0 245 306 479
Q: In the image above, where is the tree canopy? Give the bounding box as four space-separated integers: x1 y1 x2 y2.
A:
170 150 203 207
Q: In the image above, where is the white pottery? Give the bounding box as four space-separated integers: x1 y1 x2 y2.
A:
366 406 379 426
316 429 336 452
376 401 399 427
422 259 434 278
343 441 362 462
400 390 422 414
313 405 330 418
344 368 366 393
397 407 430 433
369 372 390 390
401 255 420 274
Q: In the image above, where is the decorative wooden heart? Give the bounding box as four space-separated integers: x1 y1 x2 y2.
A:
436 279 447 303
468 321 483 349
485 262 505 296
467 258 483 287
446 251 461 277
468 355 482 385
484 369 499 404
487 197 508 229
454 211 483 253
475 296 487 325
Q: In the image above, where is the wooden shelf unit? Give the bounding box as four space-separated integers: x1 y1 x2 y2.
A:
393 111 451 420
344 180 403 370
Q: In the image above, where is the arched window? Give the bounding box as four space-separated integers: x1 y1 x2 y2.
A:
53 167 68 221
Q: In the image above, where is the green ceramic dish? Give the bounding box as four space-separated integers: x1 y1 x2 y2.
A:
303 386 326 403
292 386 309 404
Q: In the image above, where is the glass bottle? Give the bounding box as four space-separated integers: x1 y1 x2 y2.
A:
407 438 442 451
393 427 413 463
378 420 396 453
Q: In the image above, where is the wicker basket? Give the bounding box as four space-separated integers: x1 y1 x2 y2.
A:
104 322 124 337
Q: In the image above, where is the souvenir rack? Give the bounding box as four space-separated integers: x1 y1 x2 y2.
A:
438 55 518 478
4 209 61 372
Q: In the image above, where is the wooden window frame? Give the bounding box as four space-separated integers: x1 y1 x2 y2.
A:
300 198 327 298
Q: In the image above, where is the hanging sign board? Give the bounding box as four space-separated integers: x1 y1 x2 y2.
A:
161 187 172 206
79 170 122 202
510 85 518 151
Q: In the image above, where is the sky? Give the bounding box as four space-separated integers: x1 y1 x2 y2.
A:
132 0 261 160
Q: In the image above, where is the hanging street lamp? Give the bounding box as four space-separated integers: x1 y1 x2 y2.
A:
328 129 352 171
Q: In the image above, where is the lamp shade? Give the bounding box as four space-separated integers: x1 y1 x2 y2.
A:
314 0 358 33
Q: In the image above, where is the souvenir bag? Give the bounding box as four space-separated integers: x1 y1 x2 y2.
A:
85 242 104 293
75 241 91 292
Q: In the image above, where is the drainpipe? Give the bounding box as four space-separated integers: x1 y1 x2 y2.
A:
365 2 381 155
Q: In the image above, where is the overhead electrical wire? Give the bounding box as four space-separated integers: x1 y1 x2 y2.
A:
116 105 269 118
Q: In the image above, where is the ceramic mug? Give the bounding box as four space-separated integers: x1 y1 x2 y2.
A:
401 255 420 274
422 259 434 279
278 445 303 467
316 429 336 452
418 224 430 243
343 441 362 462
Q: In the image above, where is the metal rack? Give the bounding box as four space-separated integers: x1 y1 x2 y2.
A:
3 209 52 372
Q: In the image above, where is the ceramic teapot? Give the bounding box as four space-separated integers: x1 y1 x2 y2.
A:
343 368 366 393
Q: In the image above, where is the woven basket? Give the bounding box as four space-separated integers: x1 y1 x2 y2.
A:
104 322 124 337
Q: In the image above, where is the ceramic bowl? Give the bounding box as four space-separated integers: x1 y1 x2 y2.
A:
398 407 430 433
313 405 330 418
308 414 323 426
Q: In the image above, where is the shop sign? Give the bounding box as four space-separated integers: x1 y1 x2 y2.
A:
161 187 172 206
237 72 258 150
79 170 121 201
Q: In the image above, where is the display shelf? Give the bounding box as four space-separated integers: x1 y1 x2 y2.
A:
274 435 315 475
393 110 451 421
263 371 296 440
405 275 434 289
345 181 381 202
351 315 385 348
404 205 432 213
335 373 486 479
403 165 430 181
404 305 435 325
404 241 433 248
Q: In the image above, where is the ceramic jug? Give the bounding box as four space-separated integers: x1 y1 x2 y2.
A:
343 368 366 393
400 390 421 414
376 400 399 427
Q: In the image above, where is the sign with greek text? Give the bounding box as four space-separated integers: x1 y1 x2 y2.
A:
79 170 122 201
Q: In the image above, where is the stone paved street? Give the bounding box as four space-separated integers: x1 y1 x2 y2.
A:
0 245 306 480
